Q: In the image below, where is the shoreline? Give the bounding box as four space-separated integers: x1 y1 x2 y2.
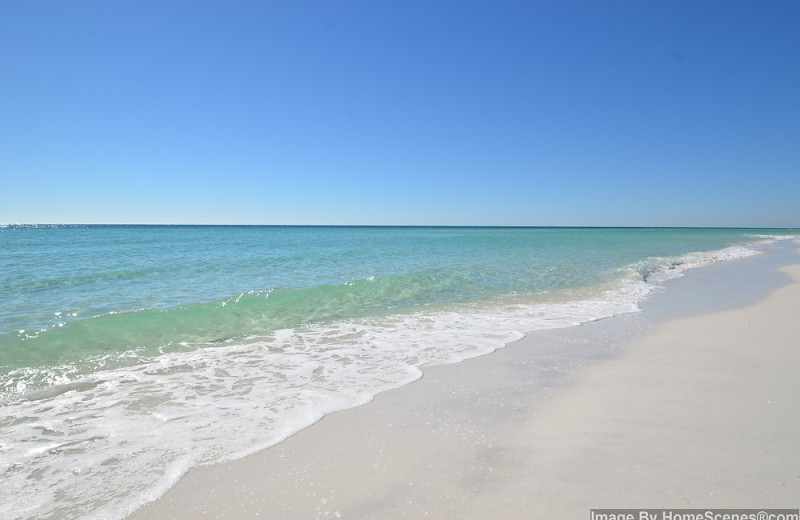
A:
127 239 800 519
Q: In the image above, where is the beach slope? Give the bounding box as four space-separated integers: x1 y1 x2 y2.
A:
468 263 800 517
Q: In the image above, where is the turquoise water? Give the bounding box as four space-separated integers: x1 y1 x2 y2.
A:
0 225 796 519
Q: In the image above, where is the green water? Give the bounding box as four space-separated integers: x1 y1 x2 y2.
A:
1 225 793 373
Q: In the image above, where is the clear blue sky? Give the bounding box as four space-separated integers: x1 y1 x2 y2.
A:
1 0 798 226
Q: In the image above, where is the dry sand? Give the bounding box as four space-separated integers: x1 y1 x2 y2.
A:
128 247 800 519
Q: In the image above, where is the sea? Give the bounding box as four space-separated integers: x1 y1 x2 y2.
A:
0 225 796 520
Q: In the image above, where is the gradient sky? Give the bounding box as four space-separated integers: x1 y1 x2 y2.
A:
1 1 798 226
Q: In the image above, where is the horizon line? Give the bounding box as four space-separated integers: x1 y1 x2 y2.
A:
3 223 800 230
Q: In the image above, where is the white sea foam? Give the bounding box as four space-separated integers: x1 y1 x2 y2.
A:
0 241 769 520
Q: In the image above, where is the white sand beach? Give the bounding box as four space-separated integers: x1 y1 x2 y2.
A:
128 247 800 519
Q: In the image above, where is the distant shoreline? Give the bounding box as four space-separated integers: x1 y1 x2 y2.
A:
4 223 800 230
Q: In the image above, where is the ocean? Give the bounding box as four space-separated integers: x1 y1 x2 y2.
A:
0 225 796 520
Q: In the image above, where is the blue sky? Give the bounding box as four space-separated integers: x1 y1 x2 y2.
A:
1 1 798 226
